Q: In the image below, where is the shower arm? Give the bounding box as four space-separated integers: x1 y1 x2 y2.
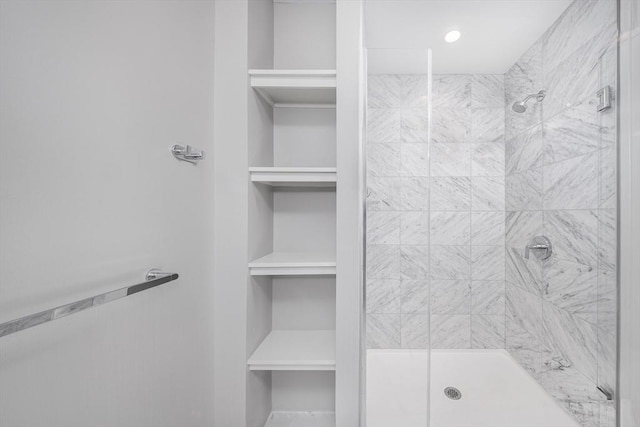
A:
523 90 546 103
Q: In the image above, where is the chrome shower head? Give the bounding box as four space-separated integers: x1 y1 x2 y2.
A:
512 101 527 113
512 90 546 113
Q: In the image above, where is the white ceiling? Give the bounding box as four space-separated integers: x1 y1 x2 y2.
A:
365 0 573 74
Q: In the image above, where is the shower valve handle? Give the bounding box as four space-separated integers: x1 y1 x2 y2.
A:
524 236 552 260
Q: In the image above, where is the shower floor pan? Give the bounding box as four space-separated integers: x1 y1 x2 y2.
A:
366 349 580 427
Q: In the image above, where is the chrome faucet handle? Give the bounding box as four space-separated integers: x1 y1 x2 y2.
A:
524 236 552 260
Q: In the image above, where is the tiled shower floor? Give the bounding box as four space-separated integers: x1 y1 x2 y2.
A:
366 349 580 427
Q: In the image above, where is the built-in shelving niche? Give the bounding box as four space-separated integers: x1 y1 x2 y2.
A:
249 70 336 109
248 330 336 371
247 1 337 425
250 167 337 188
264 411 335 427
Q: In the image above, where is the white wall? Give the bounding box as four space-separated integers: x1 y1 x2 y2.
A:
619 0 640 426
212 0 251 426
0 1 215 426
274 1 336 70
335 1 365 425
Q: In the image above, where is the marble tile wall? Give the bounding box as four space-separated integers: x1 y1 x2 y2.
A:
366 74 430 349
503 0 618 425
430 74 506 350
366 73 506 350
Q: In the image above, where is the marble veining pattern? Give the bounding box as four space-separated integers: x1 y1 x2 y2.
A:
367 143 400 177
401 143 429 176
432 74 470 110
430 177 471 211
506 247 545 296
430 315 471 349
543 0 617 73
505 125 544 174
401 313 430 349
368 75 401 108
543 102 601 165
430 280 471 314
430 211 471 245
367 73 506 353
400 212 429 245
543 151 599 210
472 177 505 211
471 315 506 349
506 210 544 249
504 1 618 422
430 143 471 177
367 177 401 211
506 283 545 352
401 280 429 314
367 211 401 244
366 245 400 279
471 281 505 315
471 211 505 246
400 177 429 211
544 258 598 323
541 300 598 383
430 245 471 280
506 168 543 211
401 108 429 143
366 279 401 314
544 210 599 267
471 74 505 108
432 107 470 144
367 314 401 349
471 108 505 144
471 142 505 177
367 108 401 143
401 75 428 108
400 245 429 280
472 246 505 281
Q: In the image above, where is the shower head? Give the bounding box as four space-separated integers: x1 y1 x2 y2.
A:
512 101 528 113
512 90 546 113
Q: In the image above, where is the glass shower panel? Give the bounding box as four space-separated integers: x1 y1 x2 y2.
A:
364 48 432 427
428 1 619 426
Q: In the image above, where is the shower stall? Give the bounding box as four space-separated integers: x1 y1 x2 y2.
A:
364 1 625 426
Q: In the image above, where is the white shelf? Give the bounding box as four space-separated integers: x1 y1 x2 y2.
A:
264 411 335 427
249 252 336 276
248 330 336 371
250 167 337 188
249 69 337 108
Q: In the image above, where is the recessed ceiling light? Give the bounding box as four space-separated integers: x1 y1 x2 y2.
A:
445 30 461 43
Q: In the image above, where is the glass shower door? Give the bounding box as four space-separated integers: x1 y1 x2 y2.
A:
427 1 619 426
364 48 432 427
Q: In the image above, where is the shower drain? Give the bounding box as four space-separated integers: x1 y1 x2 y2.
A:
444 386 462 400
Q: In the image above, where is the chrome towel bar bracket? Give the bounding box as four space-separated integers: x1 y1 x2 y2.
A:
171 144 205 164
0 269 179 338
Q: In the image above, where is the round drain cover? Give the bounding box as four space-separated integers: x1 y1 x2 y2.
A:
444 386 462 400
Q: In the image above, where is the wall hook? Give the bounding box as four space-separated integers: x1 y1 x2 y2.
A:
171 144 205 165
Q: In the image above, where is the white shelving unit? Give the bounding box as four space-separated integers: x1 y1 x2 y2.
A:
263 412 335 427
249 252 336 276
245 3 339 426
250 167 337 188
249 70 336 108
248 330 336 371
